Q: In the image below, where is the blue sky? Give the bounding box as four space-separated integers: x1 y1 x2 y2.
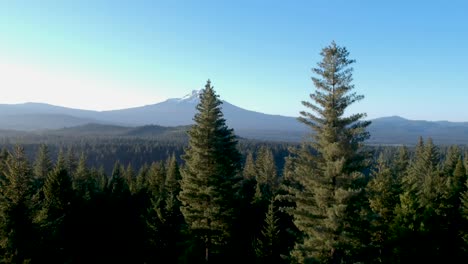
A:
0 0 467 121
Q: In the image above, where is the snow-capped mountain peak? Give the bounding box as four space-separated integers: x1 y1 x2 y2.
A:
167 90 202 104
180 90 202 102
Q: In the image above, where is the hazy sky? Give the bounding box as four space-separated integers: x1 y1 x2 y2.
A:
0 1 467 120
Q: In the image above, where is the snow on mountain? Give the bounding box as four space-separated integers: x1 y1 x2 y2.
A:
167 90 202 104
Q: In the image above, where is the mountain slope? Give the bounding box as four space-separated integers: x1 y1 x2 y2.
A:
99 90 307 133
2 92 468 144
0 114 101 130
368 116 468 145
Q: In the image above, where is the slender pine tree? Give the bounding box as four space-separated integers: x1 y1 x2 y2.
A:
285 42 371 263
254 199 282 264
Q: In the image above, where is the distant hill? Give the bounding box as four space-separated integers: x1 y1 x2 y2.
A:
1 92 468 144
99 90 305 132
0 114 101 130
49 123 189 139
368 116 468 145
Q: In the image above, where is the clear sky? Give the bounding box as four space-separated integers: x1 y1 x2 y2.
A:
0 0 467 121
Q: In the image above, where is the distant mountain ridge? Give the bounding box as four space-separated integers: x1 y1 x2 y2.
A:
1 92 468 144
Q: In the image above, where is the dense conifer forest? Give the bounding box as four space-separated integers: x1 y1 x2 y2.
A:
1 42 468 263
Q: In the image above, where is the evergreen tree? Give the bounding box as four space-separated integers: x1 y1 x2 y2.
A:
147 161 166 199
179 80 242 262
124 163 136 193
0 146 35 262
135 163 150 194
240 151 257 202
104 161 135 262
95 166 108 192
254 199 281 264
461 178 468 246
393 138 451 262
33 144 53 181
73 153 95 201
253 146 279 207
146 155 184 263
445 156 468 259
107 161 129 198
285 42 371 263
243 151 257 181
450 157 467 200
443 145 461 177
36 150 74 263
393 145 409 178
367 153 400 262
65 147 77 177
32 144 54 211
165 154 182 215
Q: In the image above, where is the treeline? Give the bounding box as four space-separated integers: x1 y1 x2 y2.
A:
0 138 291 176
1 41 468 263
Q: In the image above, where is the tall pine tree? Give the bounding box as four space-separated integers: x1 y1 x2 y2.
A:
179 80 241 262
285 42 371 263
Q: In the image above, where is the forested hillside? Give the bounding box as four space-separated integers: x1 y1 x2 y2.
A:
1 42 467 263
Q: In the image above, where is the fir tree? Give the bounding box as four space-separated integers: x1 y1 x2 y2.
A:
254 199 281 264
65 147 77 177
147 161 166 199
33 144 53 181
135 163 150 194
393 138 451 262
0 146 35 262
285 42 371 263
443 145 461 177
36 150 74 263
95 166 108 192
124 163 136 193
147 155 184 263
164 154 182 214
367 153 400 262
450 157 467 200
393 145 409 179
179 80 242 262
32 144 54 210
107 161 129 198
241 151 257 200
253 146 279 207
72 153 95 200
461 178 468 246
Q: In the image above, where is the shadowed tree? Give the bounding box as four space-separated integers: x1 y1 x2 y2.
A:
0 146 35 263
35 150 74 263
254 199 281 264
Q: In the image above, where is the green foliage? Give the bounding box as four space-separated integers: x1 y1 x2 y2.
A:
72 153 96 201
285 42 371 263
461 178 468 245
107 161 130 198
443 145 461 176
254 199 281 263
33 144 53 181
36 150 74 262
0 146 35 263
179 80 242 261
253 146 279 207
367 153 401 262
